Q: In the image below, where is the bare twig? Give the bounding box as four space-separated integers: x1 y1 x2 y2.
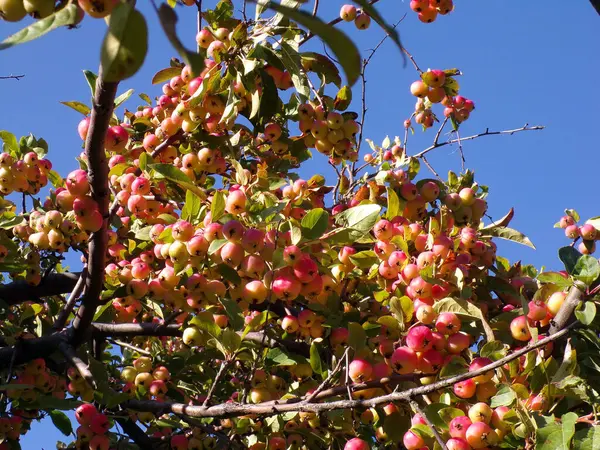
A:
0 74 24 80
402 46 422 73
306 348 349 403
53 267 88 331
195 0 202 34
422 156 442 180
203 360 230 406
110 339 151 356
312 0 319 16
345 349 353 401
413 124 545 159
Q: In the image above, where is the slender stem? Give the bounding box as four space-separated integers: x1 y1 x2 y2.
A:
203 360 230 406
306 348 349 402
110 339 151 356
411 400 448 450
312 0 319 16
59 342 96 389
0 74 24 80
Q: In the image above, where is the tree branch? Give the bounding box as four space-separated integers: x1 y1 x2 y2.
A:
411 400 448 450
590 0 600 14
71 68 119 346
121 325 575 419
0 74 24 80
0 272 80 306
549 283 586 334
53 268 87 331
59 342 96 389
115 417 155 450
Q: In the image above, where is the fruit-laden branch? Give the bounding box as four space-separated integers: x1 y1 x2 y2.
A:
121 324 575 419
412 124 544 159
90 323 311 358
71 68 119 346
0 272 80 306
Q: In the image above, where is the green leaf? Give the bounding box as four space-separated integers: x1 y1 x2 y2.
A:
266 348 306 366
0 131 19 155
300 52 342 87
349 250 379 269
182 190 202 223
216 263 241 285
101 3 148 82
352 0 404 53
60 101 91 116
334 85 352 111
386 187 401 220
114 89 134 108
83 70 98 97
537 271 572 288
535 412 577 450
490 385 516 407
0 4 79 51
480 340 507 361
437 407 464 424
301 208 329 240
219 297 244 331
49 410 72 436
309 342 324 377
211 190 226 222
278 41 311 101
480 207 514 230
382 412 410 443
150 163 206 200
573 426 600 450
151 67 182 85
157 4 205 78
190 311 221 338
479 226 535 249
565 208 580 222
264 2 361 86
558 246 582 275
335 204 381 233
575 301 597 326
348 322 366 351
572 255 600 286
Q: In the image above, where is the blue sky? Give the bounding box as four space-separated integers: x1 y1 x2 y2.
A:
1 0 598 447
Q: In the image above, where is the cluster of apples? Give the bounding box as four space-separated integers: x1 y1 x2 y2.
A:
557 213 598 255
2 358 66 447
409 0 454 23
74 403 112 450
409 69 475 129
299 105 361 163
0 151 51 197
339 4 372 30
119 356 171 400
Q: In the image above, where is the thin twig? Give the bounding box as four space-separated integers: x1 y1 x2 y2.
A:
0 74 24 80
195 0 202 34
433 116 449 146
312 0 319 16
110 339 151 356
411 400 448 450
412 124 544 159
306 348 349 403
59 342 96 389
422 156 442 181
345 349 353 401
402 46 422 73
203 360 230 407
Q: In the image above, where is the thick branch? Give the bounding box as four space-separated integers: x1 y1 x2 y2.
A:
121 326 574 419
71 69 119 345
53 268 87 331
0 272 80 306
90 323 310 357
116 418 155 450
549 283 585 334
0 333 66 367
59 342 96 389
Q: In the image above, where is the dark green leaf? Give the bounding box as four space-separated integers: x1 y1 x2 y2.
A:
150 163 206 199
157 4 204 78
300 52 342 87
348 322 366 351
309 342 324 377
216 263 241 285
219 297 244 331
0 4 79 50
264 2 361 85
572 426 600 450
279 41 310 100
101 3 148 82
490 385 516 407
49 410 72 436
559 246 582 275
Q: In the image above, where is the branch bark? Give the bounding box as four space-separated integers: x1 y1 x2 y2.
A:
71 68 119 346
121 325 574 419
549 283 585 334
0 272 80 306
53 268 87 331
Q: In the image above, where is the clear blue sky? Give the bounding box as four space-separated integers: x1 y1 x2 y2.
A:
1 1 598 447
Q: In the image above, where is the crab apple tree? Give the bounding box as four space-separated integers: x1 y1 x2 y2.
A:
0 1 598 450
